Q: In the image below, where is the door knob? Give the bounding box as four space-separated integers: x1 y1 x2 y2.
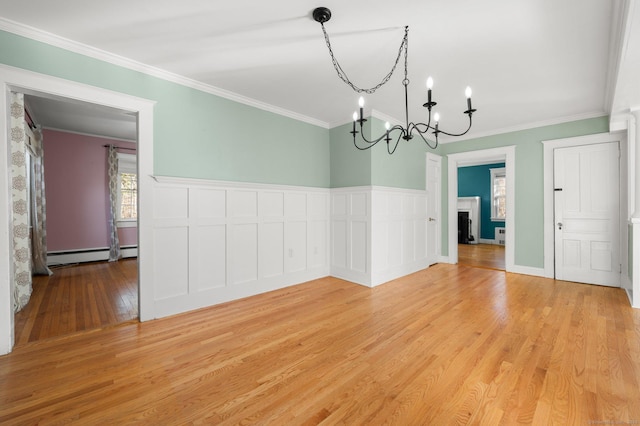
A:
557 222 563 230
429 217 435 222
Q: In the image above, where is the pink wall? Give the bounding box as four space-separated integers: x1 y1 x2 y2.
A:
43 129 137 252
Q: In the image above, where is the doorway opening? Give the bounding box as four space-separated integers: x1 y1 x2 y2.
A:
456 163 506 271
447 146 516 271
1 64 155 355
13 93 140 345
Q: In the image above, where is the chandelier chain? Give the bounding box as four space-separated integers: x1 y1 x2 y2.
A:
320 24 408 94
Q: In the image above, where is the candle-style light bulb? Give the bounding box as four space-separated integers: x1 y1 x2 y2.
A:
426 76 434 104
352 111 358 133
385 121 391 131
465 87 473 112
434 112 440 122
426 77 434 89
358 96 365 121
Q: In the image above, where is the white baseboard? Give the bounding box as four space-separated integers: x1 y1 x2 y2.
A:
48 246 138 266
371 259 430 287
330 268 371 288
479 238 502 245
509 264 545 277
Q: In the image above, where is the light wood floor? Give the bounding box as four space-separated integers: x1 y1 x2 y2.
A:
13 259 138 346
1 264 639 424
459 243 506 270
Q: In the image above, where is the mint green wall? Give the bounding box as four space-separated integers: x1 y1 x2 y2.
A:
0 30 330 187
330 121 372 187
331 115 442 189
439 116 610 268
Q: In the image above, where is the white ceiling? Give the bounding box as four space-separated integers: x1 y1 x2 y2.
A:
1 0 637 142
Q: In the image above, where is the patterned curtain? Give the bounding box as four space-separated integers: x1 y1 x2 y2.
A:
10 92 32 312
28 125 53 276
107 145 121 261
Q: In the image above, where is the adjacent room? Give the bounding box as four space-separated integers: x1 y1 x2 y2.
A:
11 95 140 345
457 161 506 270
0 1 639 424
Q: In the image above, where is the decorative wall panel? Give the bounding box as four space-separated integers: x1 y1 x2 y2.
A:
150 177 330 318
331 186 430 287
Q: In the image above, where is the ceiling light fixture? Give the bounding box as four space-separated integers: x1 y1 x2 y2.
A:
313 7 477 153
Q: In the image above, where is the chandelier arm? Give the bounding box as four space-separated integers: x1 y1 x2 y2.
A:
413 126 438 149
429 114 474 137
387 131 404 155
357 121 397 145
353 139 379 150
320 23 408 94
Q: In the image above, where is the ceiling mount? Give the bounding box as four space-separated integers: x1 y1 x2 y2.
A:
312 7 331 24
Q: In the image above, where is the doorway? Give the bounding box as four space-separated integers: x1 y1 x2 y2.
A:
447 146 516 271
457 163 506 270
13 93 140 345
0 64 155 355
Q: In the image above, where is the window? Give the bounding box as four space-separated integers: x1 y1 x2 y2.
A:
490 167 506 221
117 153 137 227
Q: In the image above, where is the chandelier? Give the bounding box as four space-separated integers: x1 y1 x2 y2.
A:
312 7 476 153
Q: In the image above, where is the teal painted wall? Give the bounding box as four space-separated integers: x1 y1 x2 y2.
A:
0 30 330 187
458 162 506 240
440 116 610 268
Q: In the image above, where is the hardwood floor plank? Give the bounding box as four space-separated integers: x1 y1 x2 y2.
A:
458 243 506 270
13 259 138 345
2 264 639 424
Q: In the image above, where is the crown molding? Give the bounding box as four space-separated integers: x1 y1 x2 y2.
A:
438 111 609 144
0 17 330 129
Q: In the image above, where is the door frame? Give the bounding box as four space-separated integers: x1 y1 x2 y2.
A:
426 153 441 265
447 146 516 270
0 64 155 354
542 131 628 279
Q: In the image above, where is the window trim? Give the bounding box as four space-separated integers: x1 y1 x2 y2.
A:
490 167 506 222
116 152 137 227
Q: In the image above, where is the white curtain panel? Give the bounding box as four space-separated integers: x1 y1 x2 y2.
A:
28 125 52 276
107 145 121 261
10 92 32 312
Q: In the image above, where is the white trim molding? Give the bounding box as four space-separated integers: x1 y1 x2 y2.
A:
0 64 155 354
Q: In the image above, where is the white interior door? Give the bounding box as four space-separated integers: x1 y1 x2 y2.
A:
554 142 620 287
426 154 441 266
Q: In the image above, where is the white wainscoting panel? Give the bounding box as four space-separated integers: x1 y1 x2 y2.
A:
331 186 430 287
371 188 429 286
331 189 371 286
150 177 330 318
